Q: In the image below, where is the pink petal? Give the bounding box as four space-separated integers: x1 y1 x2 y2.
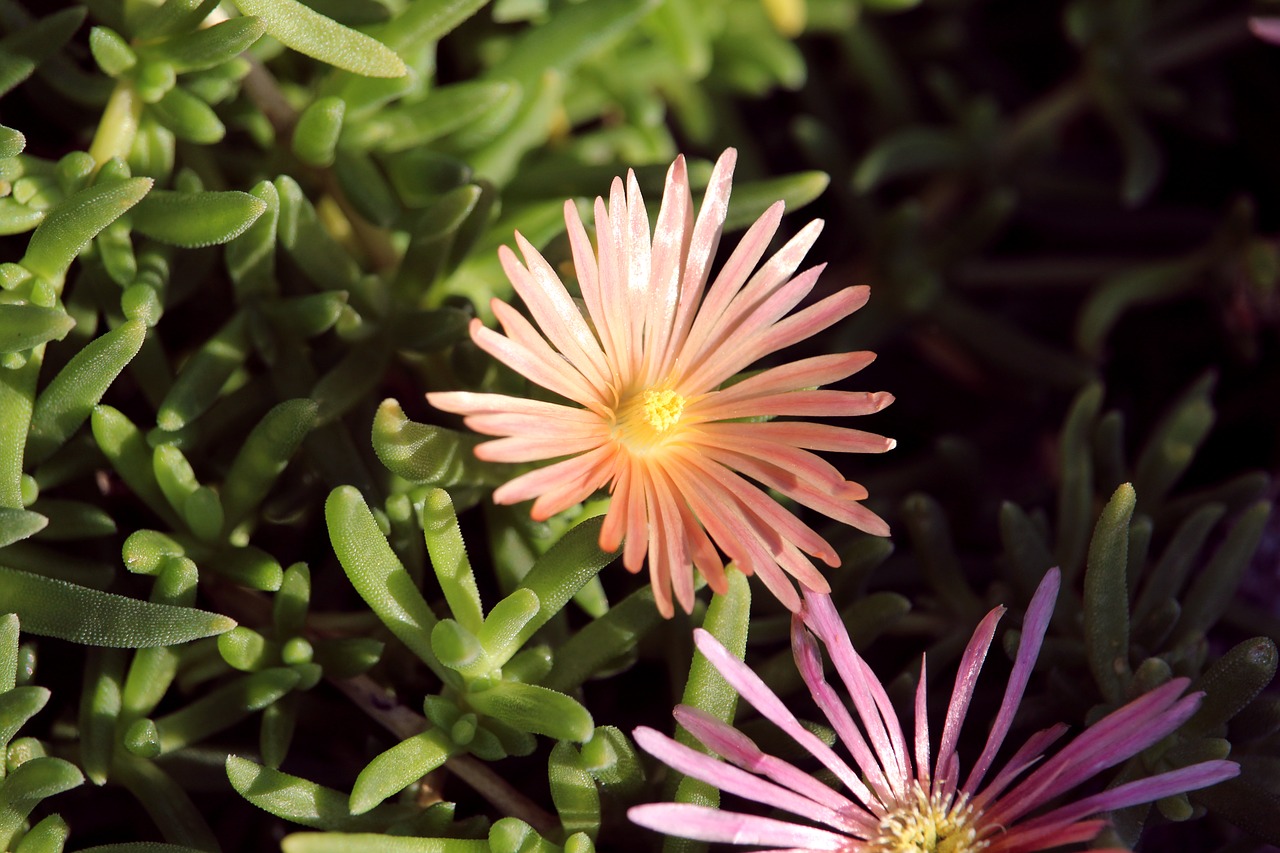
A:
987 679 1201 827
932 604 1004 798
563 199 614 366
994 759 1238 850
701 420 894 454
802 590 913 797
623 169 653 369
632 727 861 833
473 434 604 463
700 389 896 421
675 201 784 382
964 568 1061 793
641 467 684 615
790 615 894 809
691 628 868 804
646 464 697 614
526 445 620 521
492 444 617 507
743 285 871 366
627 803 848 849
641 155 692 380
462 413 606 440
914 655 930 788
690 351 876 419
1250 16 1280 44
425 391 596 422
501 237 611 389
672 706 870 827
671 446 838 566
972 723 1069 809
656 149 736 378
474 313 603 410
985 818 1109 853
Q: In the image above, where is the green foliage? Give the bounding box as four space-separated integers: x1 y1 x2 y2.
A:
0 0 1273 850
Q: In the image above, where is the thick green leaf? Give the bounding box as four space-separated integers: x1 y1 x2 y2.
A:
0 757 83 849
0 565 235 647
234 0 407 77
484 0 656 81
465 680 593 742
227 755 415 831
348 81 515 152
21 178 152 282
221 399 318 526
420 491 482 632
132 190 267 248
0 509 47 548
854 127 971 192
1084 483 1135 703
0 304 75 353
293 97 346 167
670 568 750 819
325 487 443 674
149 86 226 143
282 834 487 853
27 320 146 465
349 727 454 815
0 7 86 99
0 685 49 750
148 16 267 73
548 741 599 840
0 124 25 157
508 516 616 650
372 399 502 487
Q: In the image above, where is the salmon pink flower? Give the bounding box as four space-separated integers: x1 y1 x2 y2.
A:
428 149 893 617
629 569 1238 851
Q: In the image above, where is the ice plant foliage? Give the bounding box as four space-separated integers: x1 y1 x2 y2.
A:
629 569 1239 851
428 149 894 616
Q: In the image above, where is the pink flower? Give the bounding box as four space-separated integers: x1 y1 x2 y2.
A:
629 569 1238 851
427 149 893 617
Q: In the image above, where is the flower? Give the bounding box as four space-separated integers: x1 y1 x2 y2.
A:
427 149 893 617
629 569 1238 851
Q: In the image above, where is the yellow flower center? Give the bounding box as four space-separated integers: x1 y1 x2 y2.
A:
613 388 687 454
871 786 985 853
643 389 685 433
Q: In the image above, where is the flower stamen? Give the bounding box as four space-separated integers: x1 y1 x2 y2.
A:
643 388 685 433
873 785 984 853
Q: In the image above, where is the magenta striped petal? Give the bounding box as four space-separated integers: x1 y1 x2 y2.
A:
627 804 850 849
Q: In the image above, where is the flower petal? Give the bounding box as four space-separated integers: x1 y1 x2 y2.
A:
627 803 848 849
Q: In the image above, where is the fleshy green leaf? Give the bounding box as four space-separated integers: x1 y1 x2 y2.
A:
227 755 416 831
0 305 76 353
484 0 657 81
325 487 443 674
233 0 407 78
372 399 502 487
147 16 267 73
0 509 48 548
293 97 346 167
132 190 267 248
1084 483 1135 703
349 727 454 815
27 320 146 465
0 565 235 647
465 680 593 742
21 178 153 282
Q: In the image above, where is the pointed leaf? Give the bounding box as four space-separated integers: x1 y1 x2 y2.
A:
325 487 443 674
21 178 152 282
0 305 75 353
234 0 406 77
0 565 234 647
